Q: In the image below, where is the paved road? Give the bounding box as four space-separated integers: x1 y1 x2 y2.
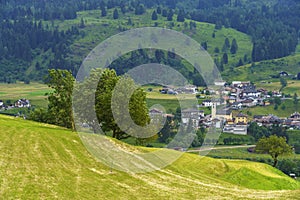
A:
187 145 256 153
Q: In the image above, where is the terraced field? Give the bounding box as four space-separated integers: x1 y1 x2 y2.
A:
0 115 299 199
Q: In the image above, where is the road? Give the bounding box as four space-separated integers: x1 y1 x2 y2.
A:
187 145 256 153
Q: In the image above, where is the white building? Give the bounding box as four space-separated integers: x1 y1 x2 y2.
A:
181 108 204 128
223 124 248 135
202 100 212 107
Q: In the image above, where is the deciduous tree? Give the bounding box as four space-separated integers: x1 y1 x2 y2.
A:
47 69 75 130
255 135 293 167
95 69 150 140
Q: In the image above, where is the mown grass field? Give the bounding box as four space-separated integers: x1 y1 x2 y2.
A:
0 82 51 108
0 114 300 199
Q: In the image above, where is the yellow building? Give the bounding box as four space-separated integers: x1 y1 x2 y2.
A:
216 109 233 121
235 112 248 124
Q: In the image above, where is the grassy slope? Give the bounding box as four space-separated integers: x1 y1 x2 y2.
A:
0 115 299 199
238 99 299 118
223 51 300 83
46 9 252 72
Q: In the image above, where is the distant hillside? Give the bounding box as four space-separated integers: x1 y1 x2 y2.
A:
0 4 253 83
222 51 300 82
3 0 300 84
49 9 252 84
0 114 299 199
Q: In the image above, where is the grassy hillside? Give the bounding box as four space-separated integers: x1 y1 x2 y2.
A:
238 99 299 118
0 115 299 199
256 80 300 97
223 51 300 83
44 9 252 74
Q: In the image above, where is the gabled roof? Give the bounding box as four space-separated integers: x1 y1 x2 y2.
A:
149 108 163 114
236 112 247 117
202 99 212 103
182 108 200 113
216 109 232 115
232 102 242 106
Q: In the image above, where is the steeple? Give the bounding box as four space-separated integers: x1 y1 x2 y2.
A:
211 101 216 119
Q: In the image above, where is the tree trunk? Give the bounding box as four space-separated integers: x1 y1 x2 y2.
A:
273 157 278 167
112 129 116 138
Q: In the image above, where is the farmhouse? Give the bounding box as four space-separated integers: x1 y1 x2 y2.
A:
214 81 226 86
14 99 30 108
290 112 300 120
279 71 289 76
242 85 261 98
232 81 251 88
242 99 256 107
202 99 212 107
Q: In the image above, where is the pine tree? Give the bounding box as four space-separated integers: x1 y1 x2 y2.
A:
157 6 162 14
127 17 132 26
177 10 185 22
237 58 243 66
162 9 168 17
79 17 85 28
113 9 119 19
135 4 145 15
294 93 298 110
152 10 158 20
230 38 238 54
167 9 174 21
201 41 208 50
222 38 230 52
222 53 228 64
101 7 107 17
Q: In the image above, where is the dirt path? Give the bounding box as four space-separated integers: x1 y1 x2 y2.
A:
187 145 256 153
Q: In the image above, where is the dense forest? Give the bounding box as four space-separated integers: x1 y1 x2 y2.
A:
190 0 300 62
0 19 80 83
0 0 300 82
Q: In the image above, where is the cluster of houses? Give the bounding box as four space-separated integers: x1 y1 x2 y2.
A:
159 85 198 95
150 104 300 136
149 105 248 135
0 99 31 110
253 112 300 129
151 80 295 136
201 81 281 110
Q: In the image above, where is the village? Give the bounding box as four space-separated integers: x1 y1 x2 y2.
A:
150 80 300 135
